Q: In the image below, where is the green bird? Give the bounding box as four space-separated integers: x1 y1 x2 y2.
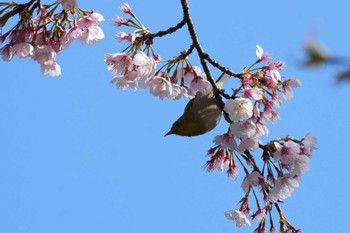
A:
165 72 230 136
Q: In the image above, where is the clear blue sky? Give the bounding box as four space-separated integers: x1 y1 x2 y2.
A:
1 0 350 232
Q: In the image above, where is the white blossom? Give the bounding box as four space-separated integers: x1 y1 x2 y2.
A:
267 174 299 203
225 210 251 227
241 171 264 193
224 98 253 122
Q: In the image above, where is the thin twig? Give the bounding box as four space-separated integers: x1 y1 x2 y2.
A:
202 52 241 78
150 18 186 39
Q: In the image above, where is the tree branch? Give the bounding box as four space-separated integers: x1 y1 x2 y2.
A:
180 0 230 122
150 18 186 39
202 52 241 78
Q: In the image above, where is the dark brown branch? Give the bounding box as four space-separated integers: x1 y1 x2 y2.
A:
180 0 230 122
150 18 186 39
202 52 241 78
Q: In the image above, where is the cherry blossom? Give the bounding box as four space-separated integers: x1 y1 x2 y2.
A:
117 31 136 43
41 60 62 76
110 75 137 91
148 76 173 99
241 171 264 192
225 210 251 227
238 137 261 152
120 3 135 17
288 154 310 176
10 42 34 58
113 16 131 27
267 175 299 203
0 44 13 61
256 44 270 62
76 12 105 44
243 87 263 100
282 78 302 100
104 53 132 75
57 0 79 11
32 45 56 64
0 1 105 76
227 162 239 180
230 120 256 139
133 52 157 87
273 140 300 165
301 133 317 155
213 133 237 151
225 98 254 122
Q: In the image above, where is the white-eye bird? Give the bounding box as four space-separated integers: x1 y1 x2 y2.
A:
165 72 230 136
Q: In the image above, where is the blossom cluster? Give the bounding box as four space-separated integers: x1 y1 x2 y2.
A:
104 3 211 100
207 45 303 176
205 46 317 231
223 133 316 231
0 0 104 76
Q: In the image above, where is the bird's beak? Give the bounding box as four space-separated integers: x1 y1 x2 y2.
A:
164 130 173 136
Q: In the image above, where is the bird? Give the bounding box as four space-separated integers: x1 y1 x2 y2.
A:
165 72 230 137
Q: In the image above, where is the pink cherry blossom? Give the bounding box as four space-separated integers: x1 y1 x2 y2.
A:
225 210 251 227
301 133 317 155
183 66 203 87
190 73 210 93
273 140 300 165
224 98 254 122
10 42 34 58
0 44 13 61
260 109 280 124
271 94 282 108
255 121 269 137
253 208 266 222
267 174 299 203
120 3 135 17
238 137 261 152
270 69 281 83
32 45 56 64
243 87 263 100
76 12 105 44
282 78 302 100
113 16 130 26
227 162 239 180
104 52 132 75
216 154 230 172
230 120 256 139
213 133 237 151
241 171 264 192
78 24 105 44
40 59 62 76
169 84 188 100
117 31 136 44
60 25 81 49
110 75 137 91
148 76 173 99
256 44 270 62
205 149 230 172
288 154 310 175
57 0 79 11
133 52 156 87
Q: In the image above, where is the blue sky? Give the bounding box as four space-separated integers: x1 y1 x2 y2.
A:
1 0 350 232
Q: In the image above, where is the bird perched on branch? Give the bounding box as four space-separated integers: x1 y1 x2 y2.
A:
165 72 230 136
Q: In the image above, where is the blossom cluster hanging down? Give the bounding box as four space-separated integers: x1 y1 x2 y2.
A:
0 0 104 76
104 3 212 100
206 46 317 232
